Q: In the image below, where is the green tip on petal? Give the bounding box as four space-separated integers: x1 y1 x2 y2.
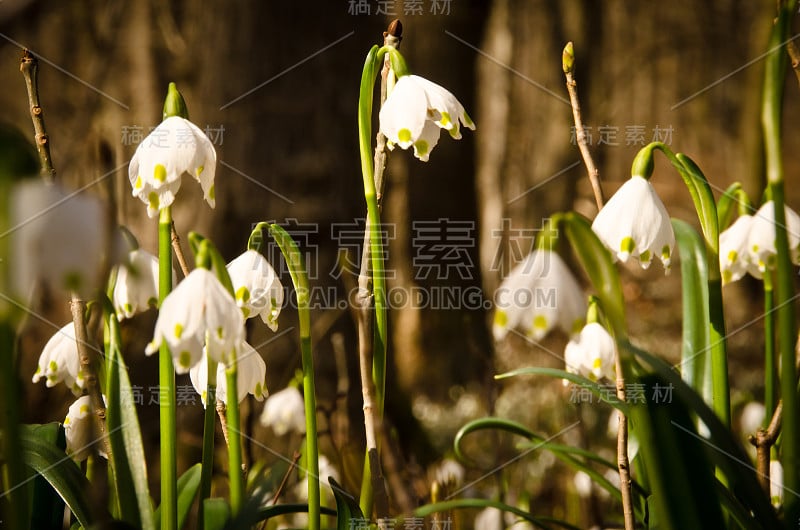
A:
154 164 167 183
174 323 184 339
236 286 250 303
532 314 548 331
148 191 160 211
494 310 508 328
414 140 429 157
208 185 215 201
661 245 671 260
134 175 143 190
178 351 192 369
620 236 635 255
722 270 732 284
639 250 651 263
398 128 412 144
48 360 58 373
439 112 452 128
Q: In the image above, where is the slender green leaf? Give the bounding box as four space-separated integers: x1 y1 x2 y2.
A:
672 219 711 404
202 498 229 530
631 373 725 530
329 477 364 530
155 463 201 530
413 499 582 530
561 212 627 339
627 344 779 528
20 426 102 528
495 367 628 413
27 423 66 530
106 318 153 529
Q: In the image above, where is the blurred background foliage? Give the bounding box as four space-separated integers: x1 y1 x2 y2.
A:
2 0 796 526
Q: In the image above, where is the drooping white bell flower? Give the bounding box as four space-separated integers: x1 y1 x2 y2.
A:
293 454 340 502
113 249 176 319
226 250 284 331
564 322 616 382
719 214 756 284
32 323 84 395
259 386 305 436
379 74 475 161
10 180 115 298
771 459 783 507
128 116 217 218
592 175 675 271
746 201 800 278
493 250 585 341
145 268 244 373
64 395 107 462
430 458 465 487
189 341 267 405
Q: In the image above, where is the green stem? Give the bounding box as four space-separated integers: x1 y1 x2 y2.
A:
268 224 319 530
158 206 177 530
198 357 217 530
633 142 730 425
762 0 798 521
763 273 776 426
225 363 243 515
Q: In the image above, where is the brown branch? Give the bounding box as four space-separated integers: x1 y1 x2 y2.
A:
612 349 635 530
562 42 604 211
787 40 800 90
170 222 191 277
216 400 230 448
20 50 55 183
750 400 783 492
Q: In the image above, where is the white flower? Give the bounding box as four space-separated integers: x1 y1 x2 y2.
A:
564 322 616 382
592 176 675 270
293 455 340 501
32 323 84 395
738 402 765 436
719 214 756 283
10 180 114 298
379 74 475 162
260 386 305 435
226 250 283 331
746 201 800 277
430 458 465 487
771 460 783 506
189 341 267 405
574 471 593 498
474 507 503 530
128 116 217 218
113 249 175 319
145 268 244 373
493 250 585 341
64 395 107 462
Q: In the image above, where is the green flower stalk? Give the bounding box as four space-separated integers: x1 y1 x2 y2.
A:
268 224 320 530
762 0 799 519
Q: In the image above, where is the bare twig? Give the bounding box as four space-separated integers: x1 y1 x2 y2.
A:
271 450 302 505
750 398 783 493
21 50 110 460
612 350 635 530
562 42 604 211
170 222 191 277
216 400 231 448
355 20 402 522
20 50 55 183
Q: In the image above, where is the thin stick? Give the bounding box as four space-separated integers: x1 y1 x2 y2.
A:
271 451 302 505
19 50 55 183
356 20 401 521
20 50 110 460
562 42 604 211
170 222 191 277
786 40 800 90
216 400 231 448
612 354 635 530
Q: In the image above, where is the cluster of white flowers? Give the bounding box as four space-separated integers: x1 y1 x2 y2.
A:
719 201 800 284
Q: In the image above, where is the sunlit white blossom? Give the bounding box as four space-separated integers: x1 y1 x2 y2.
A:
431 458 465 487
113 249 175 319
64 395 107 462
260 386 305 436
10 180 114 298
564 322 616 382
32 323 84 395
189 341 267 405
771 460 783 506
719 214 756 284
592 176 674 271
145 268 244 373
379 74 475 161
128 116 217 218
746 201 800 277
493 250 585 341
226 250 283 331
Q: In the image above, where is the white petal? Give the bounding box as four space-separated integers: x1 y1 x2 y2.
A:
260 386 305 435
410 119 442 162
719 215 754 284
379 75 428 149
227 250 284 330
748 201 800 276
64 395 94 461
33 323 84 395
